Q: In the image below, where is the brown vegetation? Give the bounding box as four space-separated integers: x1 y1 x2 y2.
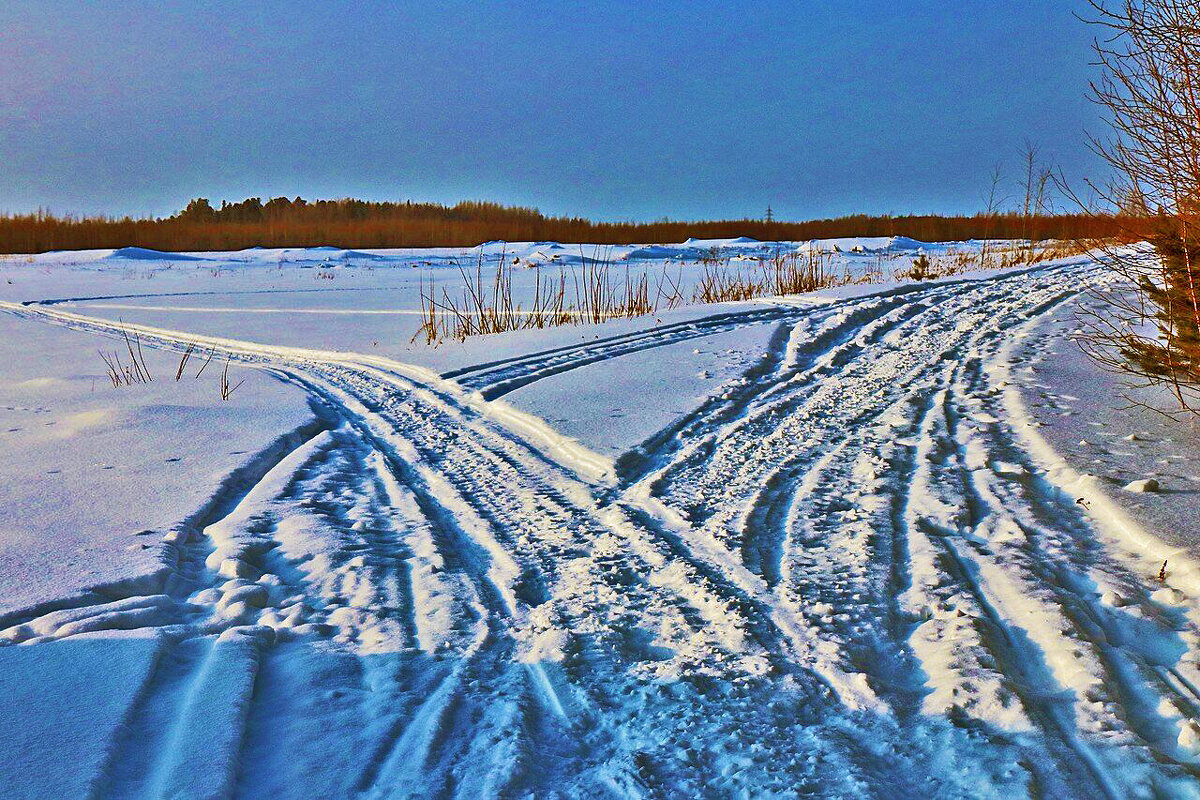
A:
693 249 840 303
0 197 1141 255
413 251 684 344
98 327 242 400
416 240 1083 344
219 358 244 401
99 327 153 387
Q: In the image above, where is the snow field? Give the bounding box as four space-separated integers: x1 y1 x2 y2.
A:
0 244 1198 797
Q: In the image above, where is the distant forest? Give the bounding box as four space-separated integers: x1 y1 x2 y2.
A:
0 197 1139 254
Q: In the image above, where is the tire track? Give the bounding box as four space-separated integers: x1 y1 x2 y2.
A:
8 257 1200 797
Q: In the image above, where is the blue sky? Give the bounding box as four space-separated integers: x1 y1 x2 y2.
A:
0 1 1102 221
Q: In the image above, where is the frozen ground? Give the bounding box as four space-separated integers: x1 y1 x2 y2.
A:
1 241 1199 799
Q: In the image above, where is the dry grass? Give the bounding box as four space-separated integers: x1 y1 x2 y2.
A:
98 327 152 387
414 240 1092 344
692 262 763 304
99 330 242 401
413 251 684 344
893 240 1094 283
174 342 196 381
219 358 244 400
693 249 841 303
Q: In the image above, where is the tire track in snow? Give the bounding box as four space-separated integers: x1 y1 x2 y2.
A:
943 316 1200 787
444 305 800 400
284 362 860 793
1 300 660 795
617 260 1200 793
445 263 1068 406
911 387 1120 799
3 299 870 792
8 257 1200 796
611 288 952 489
84 425 330 799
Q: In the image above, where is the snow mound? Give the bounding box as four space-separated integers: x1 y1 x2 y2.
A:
796 237 935 254
683 236 759 245
1123 477 1161 493
110 247 206 261
278 248 388 263
888 236 928 250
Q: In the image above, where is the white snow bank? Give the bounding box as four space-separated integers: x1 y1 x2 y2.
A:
110 247 208 262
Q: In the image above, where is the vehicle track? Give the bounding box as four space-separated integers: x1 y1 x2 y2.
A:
4 259 1200 797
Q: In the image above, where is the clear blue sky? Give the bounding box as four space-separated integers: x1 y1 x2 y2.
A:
0 1 1103 221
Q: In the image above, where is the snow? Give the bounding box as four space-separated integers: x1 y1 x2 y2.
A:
110 247 209 261
1124 477 1162 493
1012 291 1200 555
503 323 783 457
1 240 1199 798
0 314 317 621
0 632 163 800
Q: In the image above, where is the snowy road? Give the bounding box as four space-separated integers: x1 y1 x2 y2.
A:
3 258 1200 798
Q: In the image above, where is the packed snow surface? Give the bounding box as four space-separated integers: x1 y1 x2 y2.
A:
0 241 1198 798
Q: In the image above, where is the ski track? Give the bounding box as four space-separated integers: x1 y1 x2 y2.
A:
3 258 1200 798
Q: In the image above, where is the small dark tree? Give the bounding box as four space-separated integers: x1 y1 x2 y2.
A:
1125 214 1200 385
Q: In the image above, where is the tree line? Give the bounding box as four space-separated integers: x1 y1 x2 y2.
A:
0 198 1137 254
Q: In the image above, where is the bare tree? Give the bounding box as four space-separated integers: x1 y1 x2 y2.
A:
1078 0 1200 413
1019 141 1056 261
981 163 1007 267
